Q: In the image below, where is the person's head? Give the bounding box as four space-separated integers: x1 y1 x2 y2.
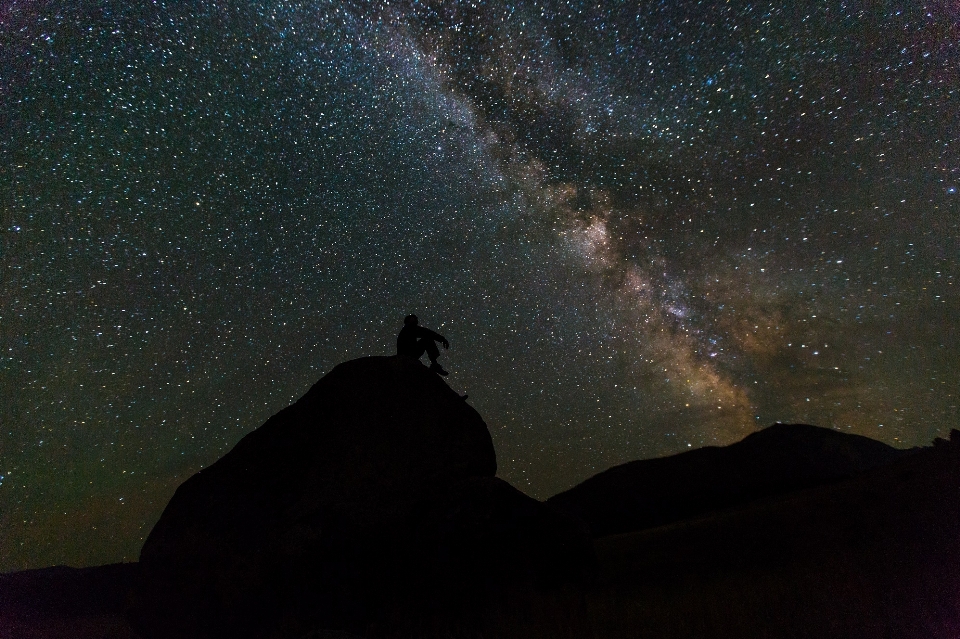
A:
404 314 419 327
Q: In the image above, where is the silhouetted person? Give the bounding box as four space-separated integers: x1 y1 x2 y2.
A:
397 314 449 376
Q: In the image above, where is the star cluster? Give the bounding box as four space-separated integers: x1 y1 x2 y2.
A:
1 0 957 570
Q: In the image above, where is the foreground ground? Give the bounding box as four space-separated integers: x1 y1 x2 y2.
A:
4 431 959 639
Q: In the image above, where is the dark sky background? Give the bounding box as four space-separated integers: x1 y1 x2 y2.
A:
2 0 958 572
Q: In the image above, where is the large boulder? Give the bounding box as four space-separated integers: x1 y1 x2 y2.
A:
130 356 591 639
131 356 497 638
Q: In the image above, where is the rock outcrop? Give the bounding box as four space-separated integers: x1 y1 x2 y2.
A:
130 356 589 639
547 422 912 538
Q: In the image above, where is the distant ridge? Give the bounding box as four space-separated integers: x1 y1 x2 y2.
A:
547 423 913 538
0 563 137 617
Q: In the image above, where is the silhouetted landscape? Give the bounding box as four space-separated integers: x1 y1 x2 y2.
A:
3 357 959 638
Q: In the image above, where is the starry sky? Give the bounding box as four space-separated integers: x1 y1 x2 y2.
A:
2 0 958 572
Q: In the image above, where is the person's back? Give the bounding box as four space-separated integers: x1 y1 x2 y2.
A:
397 314 449 376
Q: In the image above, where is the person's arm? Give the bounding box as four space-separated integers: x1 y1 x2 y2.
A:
418 326 449 348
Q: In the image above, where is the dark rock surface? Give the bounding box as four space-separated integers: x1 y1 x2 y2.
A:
130 356 588 639
547 422 913 538
413 476 592 589
365 475 593 635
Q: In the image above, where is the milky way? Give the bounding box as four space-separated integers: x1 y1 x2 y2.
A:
2 0 958 570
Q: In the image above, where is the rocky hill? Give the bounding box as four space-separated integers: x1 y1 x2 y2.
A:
585 429 960 639
547 422 912 537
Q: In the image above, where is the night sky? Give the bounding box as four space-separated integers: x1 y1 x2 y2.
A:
2 0 958 572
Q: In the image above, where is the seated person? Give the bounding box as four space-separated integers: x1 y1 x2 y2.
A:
397 314 449 376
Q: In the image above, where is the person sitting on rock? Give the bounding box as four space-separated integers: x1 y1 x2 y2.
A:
397 314 450 376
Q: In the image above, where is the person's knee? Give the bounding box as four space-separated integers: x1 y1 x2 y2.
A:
411 338 428 359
